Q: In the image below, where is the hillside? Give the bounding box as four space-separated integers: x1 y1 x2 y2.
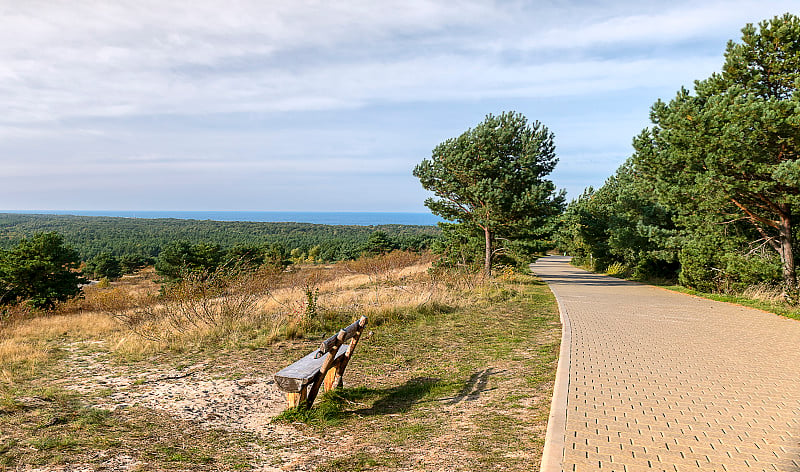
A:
0 213 441 261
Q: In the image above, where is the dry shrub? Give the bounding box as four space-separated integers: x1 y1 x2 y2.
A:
55 268 160 316
102 251 480 352
0 304 37 340
344 251 432 280
428 265 487 291
2 256 469 366
0 337 50 380
113 265 277 342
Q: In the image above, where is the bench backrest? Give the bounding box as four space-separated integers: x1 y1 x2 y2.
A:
317 316 368 356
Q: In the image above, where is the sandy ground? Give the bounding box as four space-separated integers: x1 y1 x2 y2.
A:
40 341 316 472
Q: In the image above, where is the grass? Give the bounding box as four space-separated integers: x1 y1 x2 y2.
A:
657 284 800 320
274 272 560 471
0 255 561 470
0 384 256 469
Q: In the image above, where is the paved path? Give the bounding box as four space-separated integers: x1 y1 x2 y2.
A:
533 256 800 472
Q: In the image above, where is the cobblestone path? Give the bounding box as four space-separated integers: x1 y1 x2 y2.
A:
533 256 800 472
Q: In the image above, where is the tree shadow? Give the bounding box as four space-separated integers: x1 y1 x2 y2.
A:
328 369 504 419
532 273 643 287
442 368 502 405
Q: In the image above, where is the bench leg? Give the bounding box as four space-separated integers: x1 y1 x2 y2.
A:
323 366 338 392
286 388 307 409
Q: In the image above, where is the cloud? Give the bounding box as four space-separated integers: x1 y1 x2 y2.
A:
1 0 789 125
509 0 798 51
1 0 796 209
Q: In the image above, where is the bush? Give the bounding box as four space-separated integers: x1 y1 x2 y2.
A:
155 241 225 283
84 252 122 280
604 262 628 277
0 232 84 309
113 264 271 341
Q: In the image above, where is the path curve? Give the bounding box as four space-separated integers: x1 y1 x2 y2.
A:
533 256 800 472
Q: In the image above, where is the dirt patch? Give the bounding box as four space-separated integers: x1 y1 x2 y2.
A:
58 343 293 438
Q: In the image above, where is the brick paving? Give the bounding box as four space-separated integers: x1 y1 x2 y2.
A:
532 256 800 472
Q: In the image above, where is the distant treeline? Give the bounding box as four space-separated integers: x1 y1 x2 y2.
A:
0 213 440 264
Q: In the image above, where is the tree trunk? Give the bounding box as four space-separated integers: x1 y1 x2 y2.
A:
484 227 492 276
778 209 798 304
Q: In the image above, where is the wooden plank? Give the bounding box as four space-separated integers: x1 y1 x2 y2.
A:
319 317 367 353
274 346 349 392
331 318 367 389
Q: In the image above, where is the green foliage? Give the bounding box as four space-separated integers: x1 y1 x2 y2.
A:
0 232 84 309
432 222 536 272
604 262 628 277
119 254 151 274
155 241 225 283
83 252 122 280
0 214 440 269
556 162 679 279
431 222 486 271
363 230 396 256
302 285 319 327
677 226 782 293
633 13 800 296
414 111 565 274
227 243 289 270
560 14 800 297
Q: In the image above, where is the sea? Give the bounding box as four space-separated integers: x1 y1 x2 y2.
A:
1 210 443 226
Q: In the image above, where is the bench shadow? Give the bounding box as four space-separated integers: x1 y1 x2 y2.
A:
328 369 504 418
333 376 444 417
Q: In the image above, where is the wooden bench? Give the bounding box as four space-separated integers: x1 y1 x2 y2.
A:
274 316 368 409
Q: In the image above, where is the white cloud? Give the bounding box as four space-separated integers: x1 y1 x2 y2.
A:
0 0 789 125
1 0 796 208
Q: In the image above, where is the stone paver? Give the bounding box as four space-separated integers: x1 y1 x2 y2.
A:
533 256 800 472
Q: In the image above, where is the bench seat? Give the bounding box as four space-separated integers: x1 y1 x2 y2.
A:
274 345 350 392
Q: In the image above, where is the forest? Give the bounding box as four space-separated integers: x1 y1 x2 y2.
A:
556 14 800 302
0 213 439 263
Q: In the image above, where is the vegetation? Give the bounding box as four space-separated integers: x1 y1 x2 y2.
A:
0 232 84 309
633 13 800 301
0 213 440 267
557 13 800 304
414 111 565 275
0 251 559 470
83 252 123 280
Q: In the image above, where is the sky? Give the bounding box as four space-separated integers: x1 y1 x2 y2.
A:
1 1 796 212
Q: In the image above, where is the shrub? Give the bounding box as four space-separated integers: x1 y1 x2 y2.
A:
84 252 122 280
0 232 84 309
604 262 628 277
113 264 271 341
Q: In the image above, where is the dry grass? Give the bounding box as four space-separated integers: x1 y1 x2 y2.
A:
739 282 785 303
0 251 479 376
0 251 560 471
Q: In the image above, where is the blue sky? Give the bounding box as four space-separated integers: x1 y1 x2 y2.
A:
1 1 795 212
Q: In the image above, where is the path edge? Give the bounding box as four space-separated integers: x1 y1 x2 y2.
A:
537 262 571 472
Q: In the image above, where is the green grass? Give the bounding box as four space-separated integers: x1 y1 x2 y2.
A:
658 285 800 320
291 274 561 471
1 271 561 471
316 451 396 472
